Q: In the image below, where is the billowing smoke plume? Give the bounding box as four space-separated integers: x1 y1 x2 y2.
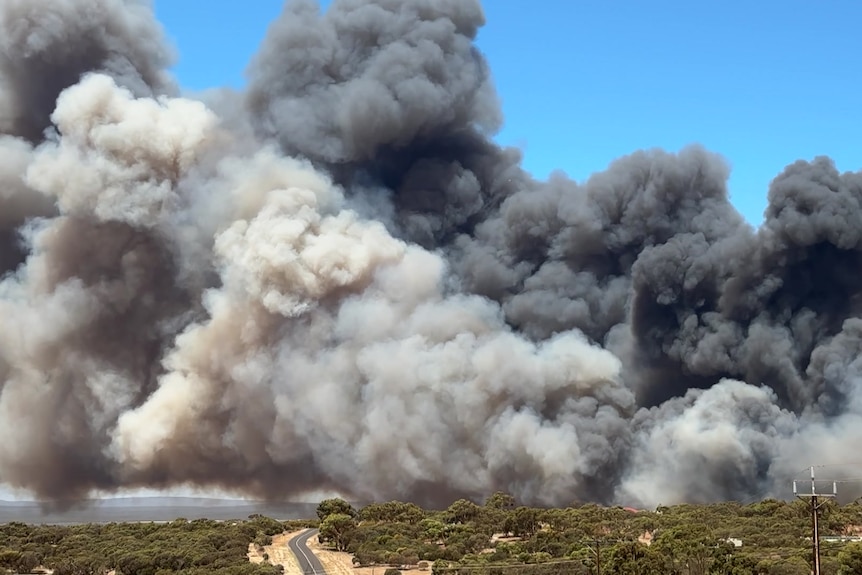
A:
0 0 860 509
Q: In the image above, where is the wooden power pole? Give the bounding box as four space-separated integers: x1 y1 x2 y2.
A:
794 466 836 575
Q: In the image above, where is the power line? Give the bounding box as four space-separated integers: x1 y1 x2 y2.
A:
433 539 631 575
789 462 862 477
432 557 591 572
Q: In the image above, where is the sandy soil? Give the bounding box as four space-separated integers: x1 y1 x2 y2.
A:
248 530 306 575
248 530 430 575
353 565 430 575
307 534 430 575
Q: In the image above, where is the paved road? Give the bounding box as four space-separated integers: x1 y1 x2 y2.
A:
288 528 326 575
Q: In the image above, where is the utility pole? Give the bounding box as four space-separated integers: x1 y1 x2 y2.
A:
595 538 600 575
794 466 837 575
585 537 625 575
579 538 604 575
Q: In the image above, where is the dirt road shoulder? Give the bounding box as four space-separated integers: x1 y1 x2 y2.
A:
248 530 306 575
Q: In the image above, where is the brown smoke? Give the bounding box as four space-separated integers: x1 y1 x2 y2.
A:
0 0 860 509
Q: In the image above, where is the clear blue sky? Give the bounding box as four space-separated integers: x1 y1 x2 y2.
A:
152 0 861 226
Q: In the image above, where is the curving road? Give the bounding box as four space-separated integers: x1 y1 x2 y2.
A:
288 528 326 575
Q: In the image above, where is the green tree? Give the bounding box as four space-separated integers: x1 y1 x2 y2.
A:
838 542 862 575
484 492 516 510
604 541 663 575
509 507 539 538
445 499 480 524
15 550 40 573
317 497 356 521
431 559 451 575
761 556 811 575
709 543 758 575
420 519 447 542
359 501 425 524
319 513 358 552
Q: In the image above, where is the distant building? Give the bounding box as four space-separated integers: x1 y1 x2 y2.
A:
822 535 862 543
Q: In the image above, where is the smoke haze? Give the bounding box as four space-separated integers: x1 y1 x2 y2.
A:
0 0 860 509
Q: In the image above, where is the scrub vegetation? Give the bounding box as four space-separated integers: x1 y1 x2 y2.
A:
6 496 862 575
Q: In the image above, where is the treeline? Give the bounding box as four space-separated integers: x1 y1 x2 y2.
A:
0 515 312 575
3 496 862 575
315 495 862 575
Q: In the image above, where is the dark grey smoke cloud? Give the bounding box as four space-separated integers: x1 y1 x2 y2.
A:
0 0 176 277
0 0 859 509
0 0 175 141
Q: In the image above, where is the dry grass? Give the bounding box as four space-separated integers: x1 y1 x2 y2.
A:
307 534 430 575
248 530 306 575
249 530 431 575
306 534 355 575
